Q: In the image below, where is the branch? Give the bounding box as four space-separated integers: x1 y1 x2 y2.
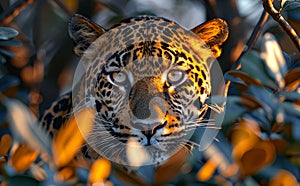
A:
262 0 300 52
231 10 269 70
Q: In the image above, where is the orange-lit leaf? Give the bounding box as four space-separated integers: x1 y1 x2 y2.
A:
56 166 76 182
269 170 298 186
231 119 260 146
9 144 39 172
284 68 300 91
197 158 217 181
271 138 288 154
236 140 276 176
240 95 262 110
52 107 95 168
0 134 12 155
89 158 111 183
232 120 276 176
227 71 263 86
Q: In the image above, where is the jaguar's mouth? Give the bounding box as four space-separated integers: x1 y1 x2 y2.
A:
140 120 167 146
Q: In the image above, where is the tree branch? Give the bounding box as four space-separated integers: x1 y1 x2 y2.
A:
262 0 300 52
231 10 269 70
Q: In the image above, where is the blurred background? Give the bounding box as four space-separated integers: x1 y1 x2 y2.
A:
0 0 299 185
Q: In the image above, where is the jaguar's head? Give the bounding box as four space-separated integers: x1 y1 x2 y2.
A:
69 15 228 165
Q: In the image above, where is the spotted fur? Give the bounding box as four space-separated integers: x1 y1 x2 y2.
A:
40 14 228 172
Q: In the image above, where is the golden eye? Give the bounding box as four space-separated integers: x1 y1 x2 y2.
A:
167 70 186 86
109 71 127 85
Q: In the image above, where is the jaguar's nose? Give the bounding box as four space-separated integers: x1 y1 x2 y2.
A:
131 121 163 133
129 77 167 120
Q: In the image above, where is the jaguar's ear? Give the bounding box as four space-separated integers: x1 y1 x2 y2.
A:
191 18 228 58
69 14 106 56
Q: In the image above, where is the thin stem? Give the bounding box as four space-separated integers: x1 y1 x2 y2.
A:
262 0 300 52
231 9 269 70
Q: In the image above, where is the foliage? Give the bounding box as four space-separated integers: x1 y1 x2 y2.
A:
0 0 299 185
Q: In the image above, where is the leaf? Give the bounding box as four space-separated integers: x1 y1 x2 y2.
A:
89 158 111 183
223 96 248 125
52 107 95 168
4 97 52 155
284 68 300 91
227 71 263 86
0 40 22 46
239 140 276 176
0 134 12 155
197 158 217 181
248 86 277 110
240 51 278 89
243 109 272 132
231 119 261 146
232 121 275 176
0 27 19 40
281 102 300 117
283 1 300 21
0 48 16 57
9 144 39 172
281 91 300 101
269 170 298 186
260 33 287 89
240 94 262 110
56 166 76 182
0 75 20 92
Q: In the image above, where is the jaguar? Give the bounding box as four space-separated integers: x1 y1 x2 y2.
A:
40 14 228 185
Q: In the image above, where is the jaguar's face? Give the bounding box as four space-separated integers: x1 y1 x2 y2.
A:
96 55 207 152
70 15 228 165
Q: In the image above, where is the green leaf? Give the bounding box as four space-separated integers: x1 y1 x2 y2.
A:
0 75 19 92
0 27 19 40
227 70 263 86
281 91 300 101
283 1 300 21
260 33 287 89
243 109 272 133
240 51 278 89
281 102 300 118
223 96 248 125
0 40 22 46
0 48 16 57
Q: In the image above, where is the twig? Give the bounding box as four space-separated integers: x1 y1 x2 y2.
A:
225 8 269 96
231 10 269 70
262 0 300 52
0 0 34 26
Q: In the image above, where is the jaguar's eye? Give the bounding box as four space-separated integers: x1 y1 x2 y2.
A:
167 70 186 86
109 71 128 85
